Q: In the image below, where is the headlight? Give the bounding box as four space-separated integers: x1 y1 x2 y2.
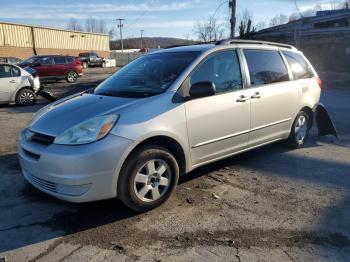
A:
54 114 119 145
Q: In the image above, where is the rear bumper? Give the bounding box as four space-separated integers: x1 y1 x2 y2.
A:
18 130 134 202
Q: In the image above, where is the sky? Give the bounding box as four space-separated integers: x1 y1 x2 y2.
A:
0 0 343 39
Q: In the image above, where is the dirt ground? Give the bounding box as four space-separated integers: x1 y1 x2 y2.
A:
0 68 349 261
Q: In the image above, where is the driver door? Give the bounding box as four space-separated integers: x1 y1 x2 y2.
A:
185 50 251 166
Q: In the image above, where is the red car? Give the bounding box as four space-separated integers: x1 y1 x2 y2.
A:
19 55 83 83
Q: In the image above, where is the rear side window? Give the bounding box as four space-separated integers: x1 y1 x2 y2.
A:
0 65 12 78
54 57 67 64
282 51 314 80
11 66 20 77
244 50 289 86
66 57 74 63
191 50 243 94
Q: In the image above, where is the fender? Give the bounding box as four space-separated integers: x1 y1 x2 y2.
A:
314 103 337 137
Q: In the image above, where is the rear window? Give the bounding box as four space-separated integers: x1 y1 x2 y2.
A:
244 49 289 86
54 57 67 64
282 51 314 80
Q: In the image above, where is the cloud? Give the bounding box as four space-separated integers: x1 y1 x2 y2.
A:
0 0 200 21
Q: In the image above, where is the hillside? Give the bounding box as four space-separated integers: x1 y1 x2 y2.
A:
110 37 197 50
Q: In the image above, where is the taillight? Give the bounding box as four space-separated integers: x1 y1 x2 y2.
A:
316 77 323 89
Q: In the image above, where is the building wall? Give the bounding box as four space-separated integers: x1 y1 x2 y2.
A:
0 22 109 59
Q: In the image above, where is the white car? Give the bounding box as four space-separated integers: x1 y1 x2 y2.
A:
0 63 40 106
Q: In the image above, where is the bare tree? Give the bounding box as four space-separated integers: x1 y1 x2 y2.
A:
269 14 288 27
255 22 267 31
85 18 108 34
193 17 226 42
66 18 83 31
237 9 256 39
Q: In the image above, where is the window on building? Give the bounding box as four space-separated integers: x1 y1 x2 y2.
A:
190 50 243 94
282 51 314 80
244 49 289 86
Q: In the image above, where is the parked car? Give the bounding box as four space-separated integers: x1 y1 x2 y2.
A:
0 63 40 105
79 52 106 68
19 55 83 83
18 40 337 212
0 56 22 65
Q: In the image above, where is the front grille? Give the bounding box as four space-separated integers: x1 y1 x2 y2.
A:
31 132 55 145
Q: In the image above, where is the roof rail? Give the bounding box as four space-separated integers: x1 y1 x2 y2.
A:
215 39 296 50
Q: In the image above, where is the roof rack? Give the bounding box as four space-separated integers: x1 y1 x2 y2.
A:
215 39 296 50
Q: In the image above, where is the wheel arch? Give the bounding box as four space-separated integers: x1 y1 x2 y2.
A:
124 135 187 176
300 106 314 128
13 86 36 102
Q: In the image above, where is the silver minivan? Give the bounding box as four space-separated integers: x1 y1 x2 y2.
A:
18 40 337 211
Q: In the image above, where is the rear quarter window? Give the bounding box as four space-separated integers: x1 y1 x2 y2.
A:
243 49 289 86
282 51 314 80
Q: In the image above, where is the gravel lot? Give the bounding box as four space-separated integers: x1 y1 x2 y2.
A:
0 68 349 261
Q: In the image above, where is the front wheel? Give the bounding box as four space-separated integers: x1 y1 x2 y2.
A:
66 71 78 83
118 145 179 212
286 111 310 149
15 88 36 106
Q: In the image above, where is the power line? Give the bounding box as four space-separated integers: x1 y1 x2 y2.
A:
212 1 229 19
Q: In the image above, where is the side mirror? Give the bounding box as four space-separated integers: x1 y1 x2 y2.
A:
189 81 216 99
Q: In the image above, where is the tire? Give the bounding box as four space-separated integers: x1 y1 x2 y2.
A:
118 145 179 212
82 62 88 69
66 71 78 83
15 88 36 106
102 62 106 68
286 111 311 149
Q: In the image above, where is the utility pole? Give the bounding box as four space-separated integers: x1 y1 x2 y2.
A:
116 18 125 52
229 0 237 38
140 29 144 49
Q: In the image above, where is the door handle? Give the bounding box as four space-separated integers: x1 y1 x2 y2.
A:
251 92 261 99
236 95 249 103
9 80 16 83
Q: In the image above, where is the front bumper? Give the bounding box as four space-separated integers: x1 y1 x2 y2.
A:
18 130 133 202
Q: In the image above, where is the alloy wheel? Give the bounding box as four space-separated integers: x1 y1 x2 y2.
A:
19 91 35 105
295 115 308 144
134 159 171 202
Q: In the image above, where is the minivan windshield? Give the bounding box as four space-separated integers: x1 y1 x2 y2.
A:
94 51 200 98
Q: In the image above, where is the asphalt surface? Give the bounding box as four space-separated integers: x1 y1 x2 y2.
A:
0 69 349 261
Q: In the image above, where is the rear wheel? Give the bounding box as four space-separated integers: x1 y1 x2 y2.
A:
15 88 36 106
66 71 78 83
286 111 310 149
118 145 179 212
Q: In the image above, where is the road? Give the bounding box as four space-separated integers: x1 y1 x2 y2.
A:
0 70 349 261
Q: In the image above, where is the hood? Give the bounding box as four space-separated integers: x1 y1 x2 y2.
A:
30 93 140 137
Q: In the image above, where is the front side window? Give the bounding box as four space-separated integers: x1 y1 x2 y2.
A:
94 51 200 98
0 65 12 78
244 49 289 86
190 50 242 94
39 57 54 65
54 57 67 64
282 51 314 80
